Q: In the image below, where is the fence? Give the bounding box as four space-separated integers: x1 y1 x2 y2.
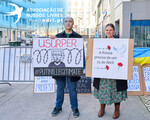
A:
0 46 33 82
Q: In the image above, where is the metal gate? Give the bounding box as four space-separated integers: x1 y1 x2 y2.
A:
0 46 34 82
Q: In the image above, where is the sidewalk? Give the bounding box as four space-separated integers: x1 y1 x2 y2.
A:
0 83 150 120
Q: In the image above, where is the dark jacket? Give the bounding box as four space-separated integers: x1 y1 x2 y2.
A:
56 30 82 38
52 30 82 82
93 78 128 92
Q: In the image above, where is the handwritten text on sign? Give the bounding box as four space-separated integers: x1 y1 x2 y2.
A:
64 76 91 93
92 38 129 79
143 67 150 92
127 66 140 91
34 76 55 93
33 38 83 76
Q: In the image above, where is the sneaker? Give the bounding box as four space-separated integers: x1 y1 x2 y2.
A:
72 108 80 118
51 107 62 117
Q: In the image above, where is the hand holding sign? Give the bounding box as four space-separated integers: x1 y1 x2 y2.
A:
50 36 56 39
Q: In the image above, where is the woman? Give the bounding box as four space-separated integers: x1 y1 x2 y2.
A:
87 23 128 119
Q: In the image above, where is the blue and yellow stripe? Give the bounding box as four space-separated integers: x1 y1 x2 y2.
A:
134 48 150 65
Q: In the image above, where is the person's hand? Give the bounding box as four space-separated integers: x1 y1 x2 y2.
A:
50 36 56 39
85 56 89 60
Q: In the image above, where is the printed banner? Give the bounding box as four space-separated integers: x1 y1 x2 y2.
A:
33 38 84 76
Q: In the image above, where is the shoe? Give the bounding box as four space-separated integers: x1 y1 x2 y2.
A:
98 104 106 117
113 104 120 119
51 107 62 117
72 108 80 118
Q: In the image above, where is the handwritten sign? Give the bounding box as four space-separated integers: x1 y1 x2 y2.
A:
143 67 150 92
86 39 134 80
64 76 91 94
34 76 55 93
33 38 84 76
127 66 140 91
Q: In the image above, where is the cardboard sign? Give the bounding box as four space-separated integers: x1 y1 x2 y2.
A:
34 76 55 93
86 38 134 80
33 38 84 76
143 64 150 95
127 64 144 95
64 76 91 94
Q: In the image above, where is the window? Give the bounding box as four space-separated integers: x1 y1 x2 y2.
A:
0 31 2 38
1 1 4 5
130 20 150 47
6 16 8 21
23 8 26 13
19 19 21 23
23 19 26 24
6 1 8 7
2 15 4 20
13 16 15 22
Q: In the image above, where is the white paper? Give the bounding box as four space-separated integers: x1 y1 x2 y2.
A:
92 38 129 80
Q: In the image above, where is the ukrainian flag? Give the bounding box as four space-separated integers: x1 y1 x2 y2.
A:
134 48 150 65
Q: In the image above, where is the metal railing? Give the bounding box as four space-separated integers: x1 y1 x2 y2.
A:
0 46 34 82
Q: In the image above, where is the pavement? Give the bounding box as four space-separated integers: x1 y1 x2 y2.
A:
0 83 150 120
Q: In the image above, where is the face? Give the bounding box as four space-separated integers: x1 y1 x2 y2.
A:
64 17 74 30
105 26 115 38
52 51 63 64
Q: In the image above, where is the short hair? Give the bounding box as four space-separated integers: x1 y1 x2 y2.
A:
63 17 74 23
105 23 115 30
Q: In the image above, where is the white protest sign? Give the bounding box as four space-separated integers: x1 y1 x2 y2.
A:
34 76 55 93
33 38 83 76
143 67 150 92
86 38 134 80
127 66 140 91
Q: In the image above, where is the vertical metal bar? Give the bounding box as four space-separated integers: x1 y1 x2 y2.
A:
13 47 16 81
8 48 11 81
18 47 21 81
24 48 27 81
29 47 32 81
2 48 5 81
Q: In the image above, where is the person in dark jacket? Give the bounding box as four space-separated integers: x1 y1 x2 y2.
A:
51 17 82 118
86 23 128 119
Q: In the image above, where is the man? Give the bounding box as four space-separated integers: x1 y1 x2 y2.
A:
51 17 82 118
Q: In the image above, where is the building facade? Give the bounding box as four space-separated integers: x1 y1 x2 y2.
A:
66 0 95 38
115 0 150 47
94 0 150 47
94 0 115 38
0 0 36 45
